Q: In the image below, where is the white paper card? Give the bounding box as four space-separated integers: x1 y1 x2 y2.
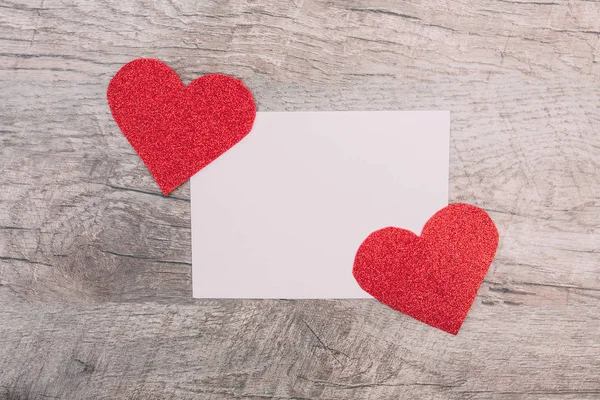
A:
191 111 449 298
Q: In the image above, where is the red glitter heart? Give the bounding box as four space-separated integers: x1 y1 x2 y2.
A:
353 203 499 335
107 59 256 195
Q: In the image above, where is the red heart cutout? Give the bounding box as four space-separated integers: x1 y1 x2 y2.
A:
353 203 499 334
107 59 256 195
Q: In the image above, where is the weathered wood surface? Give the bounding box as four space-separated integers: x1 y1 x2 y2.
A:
1 0 599 398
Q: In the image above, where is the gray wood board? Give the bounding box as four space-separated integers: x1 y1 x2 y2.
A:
1 0 599 399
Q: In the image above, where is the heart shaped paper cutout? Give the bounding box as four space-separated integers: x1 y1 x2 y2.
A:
107 58 256 195
353 203 499 334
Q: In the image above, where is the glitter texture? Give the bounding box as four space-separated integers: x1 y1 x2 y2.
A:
353 203 499 335
107 58 256 195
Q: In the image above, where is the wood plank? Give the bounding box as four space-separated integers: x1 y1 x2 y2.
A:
1 0 599 398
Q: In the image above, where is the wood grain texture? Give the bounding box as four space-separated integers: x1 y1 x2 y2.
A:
1 0 599 398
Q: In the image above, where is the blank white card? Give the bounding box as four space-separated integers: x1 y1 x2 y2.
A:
191 111 449 298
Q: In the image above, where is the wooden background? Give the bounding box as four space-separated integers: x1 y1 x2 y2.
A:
1 0 599 399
